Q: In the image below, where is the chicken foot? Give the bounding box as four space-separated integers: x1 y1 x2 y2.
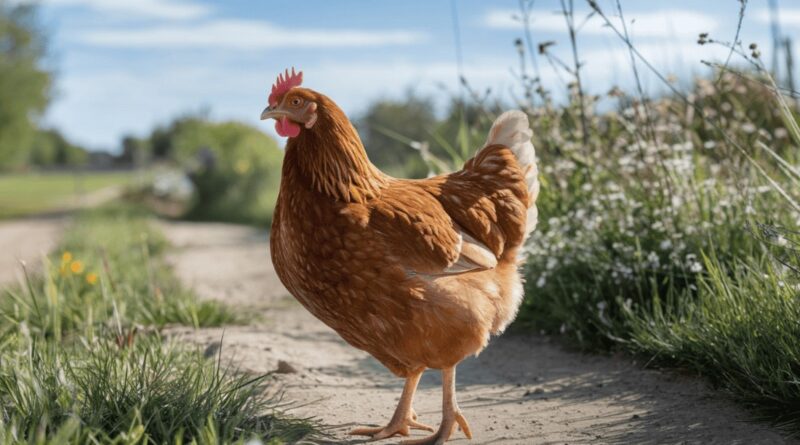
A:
349 370 434 440
400 366 472 445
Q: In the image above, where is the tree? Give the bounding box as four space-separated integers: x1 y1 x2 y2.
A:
138 115 284 225
119 134 148 166
0 1 51 169
28 128 88 167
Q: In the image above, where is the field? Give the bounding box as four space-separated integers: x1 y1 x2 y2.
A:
0 172 133 219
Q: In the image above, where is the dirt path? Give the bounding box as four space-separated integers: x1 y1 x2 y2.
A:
0 216 67 286
161 221 793 445
0 185 124 287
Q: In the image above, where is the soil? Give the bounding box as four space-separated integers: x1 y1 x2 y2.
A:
0 216 66 286
0 186 123 286
159 220 796 445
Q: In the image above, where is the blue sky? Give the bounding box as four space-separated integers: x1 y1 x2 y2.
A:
31 0 800 151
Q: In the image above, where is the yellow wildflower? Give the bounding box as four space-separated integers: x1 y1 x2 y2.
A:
86 272 98 285
61 251 73 263
234 159 251 175
70 260 84 274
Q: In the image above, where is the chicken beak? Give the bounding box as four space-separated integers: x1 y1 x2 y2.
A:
261 105 293 121
260 106 280 121
260 102 316 128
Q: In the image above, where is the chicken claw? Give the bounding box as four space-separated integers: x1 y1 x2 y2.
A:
399 410 471 445
350 409 434 439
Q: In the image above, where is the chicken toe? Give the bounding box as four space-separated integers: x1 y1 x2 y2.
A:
350 411 435 440
349 372 433 439
399 409 471 445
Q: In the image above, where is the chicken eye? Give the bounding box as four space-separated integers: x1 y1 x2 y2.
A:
290 97 303 107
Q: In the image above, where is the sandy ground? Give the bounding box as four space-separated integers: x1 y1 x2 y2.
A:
160 221 795 445
0 216 66 286
0 186 123 287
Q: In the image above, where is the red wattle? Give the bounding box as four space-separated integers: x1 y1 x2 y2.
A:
275 116 301 138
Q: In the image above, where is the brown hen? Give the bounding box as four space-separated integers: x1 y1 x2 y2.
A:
260 69 539 445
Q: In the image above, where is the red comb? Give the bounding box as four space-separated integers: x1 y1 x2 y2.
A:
268 67 303 107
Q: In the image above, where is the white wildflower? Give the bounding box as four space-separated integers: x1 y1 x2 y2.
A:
647 251 660 267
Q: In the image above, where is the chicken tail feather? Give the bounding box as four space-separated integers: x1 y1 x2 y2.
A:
482 111 539 238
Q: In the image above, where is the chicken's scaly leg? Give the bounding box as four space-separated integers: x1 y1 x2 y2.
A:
400 366 472 445
349 370 434 439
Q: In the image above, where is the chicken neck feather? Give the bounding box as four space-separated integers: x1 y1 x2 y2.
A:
283 94 386 203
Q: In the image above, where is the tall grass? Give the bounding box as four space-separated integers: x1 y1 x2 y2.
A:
0 337 316 444
0 205 320 444
625 253 800 429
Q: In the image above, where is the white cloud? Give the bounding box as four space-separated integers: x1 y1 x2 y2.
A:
485 8 718 38
43 0 210 20
77 19 427 49
755 8 800 27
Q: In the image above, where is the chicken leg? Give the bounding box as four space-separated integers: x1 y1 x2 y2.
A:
349 370 434 439
400 366 472 445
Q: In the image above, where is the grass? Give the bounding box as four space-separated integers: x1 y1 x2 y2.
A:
1 204 240 339
625 253 800 429
0 171 134 219
0 338 317 445
0 204 320 444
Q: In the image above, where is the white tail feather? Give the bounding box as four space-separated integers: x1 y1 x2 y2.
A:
483 110 539 237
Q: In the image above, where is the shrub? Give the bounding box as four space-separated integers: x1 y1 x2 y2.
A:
139 116 284 226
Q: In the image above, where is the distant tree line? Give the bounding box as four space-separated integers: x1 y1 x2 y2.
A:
0 2 93 170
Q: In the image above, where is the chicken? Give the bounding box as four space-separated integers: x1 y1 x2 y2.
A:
260 68 539 444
